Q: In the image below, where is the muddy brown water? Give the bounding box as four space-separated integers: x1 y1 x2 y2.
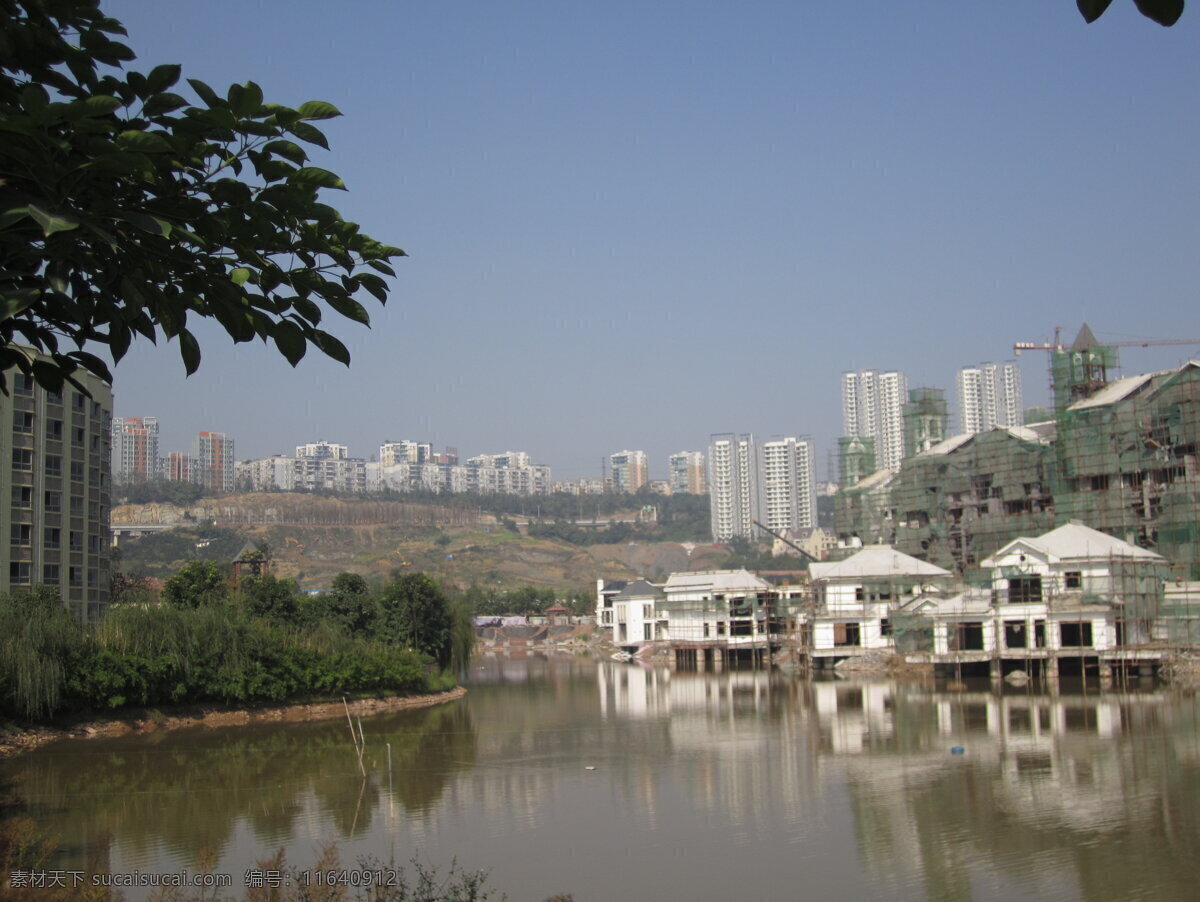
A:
3 657 1199 901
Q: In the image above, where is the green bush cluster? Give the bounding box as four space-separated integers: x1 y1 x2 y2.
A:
0 587 431 721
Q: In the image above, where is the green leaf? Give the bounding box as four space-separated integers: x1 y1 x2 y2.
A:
117 129 172 152
0 207 31 230
187 78 221 108
1133 0 1184 25
1076 0 1114 22
70 94 123 118
230 267 251 286
311 330 351 366
290 167 346 190
272 320 307 366
0 289 40 321
288 121 329 150
233 81 264 118
27 204 80 237
146 64 182 93
356 273 389 303
178 329 201 375
325 294 372 325
296 100 342 120
120 211 172 237
143 92 188 116
31 360 66 393
262 139 308 165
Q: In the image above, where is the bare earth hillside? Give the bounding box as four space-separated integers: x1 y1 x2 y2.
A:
113 493 725 592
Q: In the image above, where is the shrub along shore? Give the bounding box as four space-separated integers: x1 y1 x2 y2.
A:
0 567 474 728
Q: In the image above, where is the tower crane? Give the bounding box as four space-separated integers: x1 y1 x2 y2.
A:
1014 326 1200 356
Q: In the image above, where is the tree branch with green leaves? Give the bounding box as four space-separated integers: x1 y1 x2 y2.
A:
0 0 404 394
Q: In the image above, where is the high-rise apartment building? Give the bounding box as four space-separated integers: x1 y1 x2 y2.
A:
760 437 816 535
842 369 908 471
609 450 648 493
194 432 234 492
380 440 434 466
957 362 1023 434
668 451 706 495
1 364 112 621
111 416 158 483
296 440 348 460
165 451 193 483
708 434 762 541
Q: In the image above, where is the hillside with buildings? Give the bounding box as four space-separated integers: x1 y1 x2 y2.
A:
112 492 738 593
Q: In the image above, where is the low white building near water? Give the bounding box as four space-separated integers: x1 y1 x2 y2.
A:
806 546 952 665
895 521 1170 677
597 569 781 665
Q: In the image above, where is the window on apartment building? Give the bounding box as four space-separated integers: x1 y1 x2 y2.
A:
643 624 652 641
13 373 33 397
881 618 893 637
70 461 83 481
88 501 100 520
10 562 30 584
44 491 60 512
69 531 82 552
11 486 31 508
12 449 32 471
88 534 102 554
1007 576 1042 604
70 496 83 516
87 568 97 588
13 411 33 433
10 524 31 546
47 419 62 440
45 454 60 476
46 389 62 405
1004 621 1027 649
71 392 84 412
1065 571 1082 590
68 566 82 587
952 623 986 651
43 564 60 583
44 527 61 549
1034 620 1046 648
1059 622 1093 648
834 623 862 647
71 426 85 446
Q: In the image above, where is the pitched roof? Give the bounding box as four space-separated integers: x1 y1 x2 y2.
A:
664 569 770 592
983 521 1166 565
614 579 663 600
810 546 951 581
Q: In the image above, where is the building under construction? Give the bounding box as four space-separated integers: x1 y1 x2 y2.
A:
837 326 1200 581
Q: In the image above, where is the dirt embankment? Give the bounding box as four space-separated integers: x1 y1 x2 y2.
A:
0 687 466 759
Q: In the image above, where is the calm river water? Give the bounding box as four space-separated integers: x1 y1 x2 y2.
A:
4 657 1200 901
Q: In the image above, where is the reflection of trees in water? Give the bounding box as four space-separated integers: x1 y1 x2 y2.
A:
385 702 478 813
841 690 1200 901
0 700 477 871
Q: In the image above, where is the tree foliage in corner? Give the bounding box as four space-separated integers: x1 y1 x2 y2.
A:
0 0 404 394
1078 0 1184 26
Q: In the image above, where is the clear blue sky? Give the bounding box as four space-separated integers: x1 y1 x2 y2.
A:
105 1 1200 481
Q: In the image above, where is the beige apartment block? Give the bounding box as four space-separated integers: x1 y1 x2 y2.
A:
1 363 113 621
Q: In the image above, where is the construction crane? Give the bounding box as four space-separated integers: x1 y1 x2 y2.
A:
751 520 820 564
1014 326 1200 356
